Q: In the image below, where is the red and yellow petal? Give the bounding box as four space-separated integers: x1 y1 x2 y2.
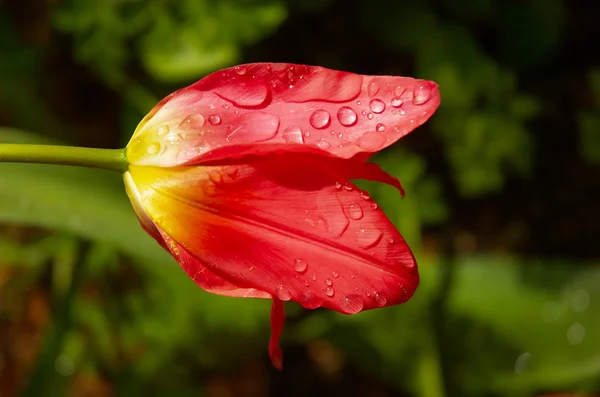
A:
126 63 439 167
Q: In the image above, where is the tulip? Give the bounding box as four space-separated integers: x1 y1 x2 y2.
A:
0 62 439 369
123 63 439 368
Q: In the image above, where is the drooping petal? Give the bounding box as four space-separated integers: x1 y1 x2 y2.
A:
127 63 439 167
124 151 419 315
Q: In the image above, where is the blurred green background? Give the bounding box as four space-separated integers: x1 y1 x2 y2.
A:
1 0 599 396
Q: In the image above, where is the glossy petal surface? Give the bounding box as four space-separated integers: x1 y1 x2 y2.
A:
127 63 439 166
124 151 418 315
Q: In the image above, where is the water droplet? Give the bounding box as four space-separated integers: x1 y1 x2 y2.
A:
277 285 292 301
147 142 160 155
387 237 395 244
304 131 311 138
360 191 370 200
325 279 333 287
347 203 364 220
367 80 380 97
337 107 358 126
234 65 247 75
350 273 355 279
208 115 221 125
310 109 331 129
337 132 343 139
317 140 331 150
371 202 378 210
157 125 169 136
391 97 404 108
413 85 432 105
282 126 304 144
367 113 374 120
334 182 342 189
324 287 335 297
376 123 386 132
343 183 353 191
304 280 310 287
306 218 317 227
374 293 387 307
180 114 206 130
357 227 383 249
332 271 339 278
294 258 308 274
369 99 386 114
366 291 371 297
311 274 317 281
340 294 364 314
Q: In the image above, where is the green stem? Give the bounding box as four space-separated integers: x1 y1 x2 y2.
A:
0 144 127 173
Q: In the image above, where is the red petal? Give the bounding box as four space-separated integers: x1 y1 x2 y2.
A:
131 63 439 166
269 298 285 370
127 152 419 315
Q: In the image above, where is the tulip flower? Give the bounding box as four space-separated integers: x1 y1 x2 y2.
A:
0 63 439 369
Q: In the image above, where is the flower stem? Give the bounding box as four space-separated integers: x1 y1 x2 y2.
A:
0 144 127 173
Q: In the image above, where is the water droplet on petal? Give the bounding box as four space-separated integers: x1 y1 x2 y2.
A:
347 203 364 220
332 271 339 278
317 140 331 150
309 109 331 129
294 258 308 274
357 227 383 249
147 142 160 155
360 191 370 200
413 85 432 105
208 115 221 125
180 114 206 130
277 285 292 301
337 107 358 126
369 99 386 114
340 294 364 314
376 123 386 132
157 125 169 136
343 183 353 191
388 237 396 245
366 291 371 297
367 80 380 97
350 273 355 279
334 182 342 189
304 280 310 287
282 126 304 144
325 279 333 286
234 65 247 75
324 287 335 297
374 293 387 307
367 113 374 120
311 274 317 281
391 97 404 108
371 202 378 210
304 131 311 138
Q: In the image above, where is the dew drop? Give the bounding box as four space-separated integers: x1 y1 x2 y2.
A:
337 107 358 126
337 132 343 139
332 271 339 278
180 114 206 130
357 227 383 249
304 280 310 287
366 291 371 297
208 115 221 125
294 258 308 274
234 65 247 75
324 287 335 297
350 273 355 279
371 202 378 210
304 131 311 138
147 142 160 155
311 274 317 281
369 99 386 114
367 80 380 97
347 203 364 220
360 191 370 200
391 97 404 108
334 182 342 189
325 279 333 286
282 126 304 144
413 85 432 105
310 109 331 129
277 285 292 301
157 125 169 137
388 237 396 245
367 113 374 120
317 140 331 150
376 123 386 132
340 294 364 314
343 183 353 191
374 293 387 307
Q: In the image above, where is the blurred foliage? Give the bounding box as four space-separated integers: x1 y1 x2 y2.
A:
1 0 599 396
